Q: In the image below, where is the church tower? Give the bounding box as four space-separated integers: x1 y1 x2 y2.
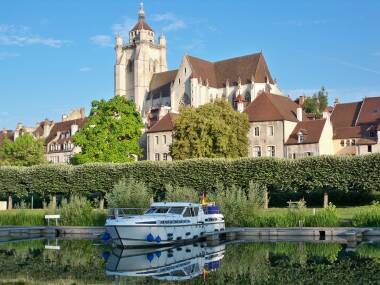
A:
114 3 168 116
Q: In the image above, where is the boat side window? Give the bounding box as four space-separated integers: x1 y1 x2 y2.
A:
183 207 192 217
156 207 169 213
193 207 199 216
168 207 184 214
145 207 156 214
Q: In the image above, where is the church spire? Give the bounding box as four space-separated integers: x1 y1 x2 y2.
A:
138 2 145 19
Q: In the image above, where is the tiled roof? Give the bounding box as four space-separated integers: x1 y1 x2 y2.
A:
355 97 380 126
45 118 87 144
130 18 153 32
333 126 363 139
331 96 380 140
0 130 14 145
146 112 178 133
285 119 326 145
331 101 362 128
148 70 178 98
244 92 307 122
356 138 377 145
186 53 274 88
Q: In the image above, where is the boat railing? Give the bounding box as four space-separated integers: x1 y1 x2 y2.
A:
108 208 146 219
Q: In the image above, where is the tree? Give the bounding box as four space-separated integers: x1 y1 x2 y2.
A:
0 134 46 166
71 96 143 164
303 86 329 118
170 100 249 160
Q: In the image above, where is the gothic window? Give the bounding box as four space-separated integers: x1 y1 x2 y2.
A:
127 60 133 72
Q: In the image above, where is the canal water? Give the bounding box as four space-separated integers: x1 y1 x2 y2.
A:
0 237 379 284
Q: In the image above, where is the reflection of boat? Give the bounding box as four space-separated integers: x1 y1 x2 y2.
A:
105 202 225 247
105 242 225 281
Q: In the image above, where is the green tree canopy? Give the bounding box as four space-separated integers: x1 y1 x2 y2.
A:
0 133 46 166
71 96 143 164
170 100 250 160
303 86 329 118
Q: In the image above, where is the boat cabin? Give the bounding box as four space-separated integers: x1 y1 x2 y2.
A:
146 202 201 217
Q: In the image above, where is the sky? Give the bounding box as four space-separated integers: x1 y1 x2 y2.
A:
1 0 380 129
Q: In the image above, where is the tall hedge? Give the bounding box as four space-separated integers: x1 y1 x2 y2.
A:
0 155 379 204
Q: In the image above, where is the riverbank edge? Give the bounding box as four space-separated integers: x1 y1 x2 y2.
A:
1 226 380 238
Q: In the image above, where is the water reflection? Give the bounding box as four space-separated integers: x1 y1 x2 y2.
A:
0 237 380 284
105 242 225 281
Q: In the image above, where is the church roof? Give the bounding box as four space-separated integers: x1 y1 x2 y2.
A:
146 112 178 133
244 92 307 123
130 3 153 32
148 70 178 98
285 119 326 145
186 53 274 88
130 19 153 32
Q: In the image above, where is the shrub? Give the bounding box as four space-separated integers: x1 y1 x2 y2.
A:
105 178 151 209
164 184 199 202
59 195 93 226
352 202 380 227
1 154 380 207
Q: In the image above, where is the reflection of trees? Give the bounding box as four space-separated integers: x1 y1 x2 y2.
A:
0 241 380 284
0 240 109 284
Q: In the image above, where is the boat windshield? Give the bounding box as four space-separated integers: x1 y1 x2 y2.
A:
155 207 170 214
168 207 185 215
145 207 157 214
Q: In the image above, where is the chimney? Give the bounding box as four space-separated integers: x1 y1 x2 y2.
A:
299 95 305 106
71 123 79 136
334 97 339 107
322 108 330 121
43 119 51 138
296 107 303 121
80 107 85 118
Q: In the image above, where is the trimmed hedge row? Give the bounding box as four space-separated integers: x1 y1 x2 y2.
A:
0 154 380 206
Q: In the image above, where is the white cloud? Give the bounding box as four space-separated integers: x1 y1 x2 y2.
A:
0 24 68 48
0 51 20 60
272 19 328 27
90 35 113 47
152 12 186 32
79 67 91 72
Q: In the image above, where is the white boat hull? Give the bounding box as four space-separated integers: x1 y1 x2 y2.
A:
106 222 225 247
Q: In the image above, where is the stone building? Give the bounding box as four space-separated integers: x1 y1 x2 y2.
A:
114 4 282 127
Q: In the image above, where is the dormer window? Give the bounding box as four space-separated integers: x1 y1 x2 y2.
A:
297 131 304 143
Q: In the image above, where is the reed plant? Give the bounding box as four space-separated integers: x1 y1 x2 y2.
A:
352 201 380 227
0 209 47 226
164 184 199 202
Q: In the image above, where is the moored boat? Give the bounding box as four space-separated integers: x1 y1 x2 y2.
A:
105 202 225 247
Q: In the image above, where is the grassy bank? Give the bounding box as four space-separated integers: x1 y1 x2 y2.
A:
0 209 107 226
0 206 378 227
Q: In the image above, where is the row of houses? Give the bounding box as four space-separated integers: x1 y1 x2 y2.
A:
147 93 380 161
0 109 86 164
